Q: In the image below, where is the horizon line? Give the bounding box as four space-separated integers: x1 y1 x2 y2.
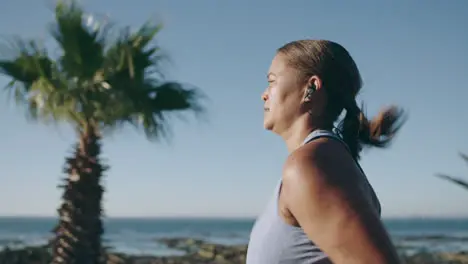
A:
0 215 467 220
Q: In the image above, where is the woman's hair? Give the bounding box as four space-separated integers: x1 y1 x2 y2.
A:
277 40 406 160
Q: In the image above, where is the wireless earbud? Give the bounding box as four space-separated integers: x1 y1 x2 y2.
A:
305 84 316 100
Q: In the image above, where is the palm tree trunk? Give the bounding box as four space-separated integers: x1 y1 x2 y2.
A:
51 127 107 264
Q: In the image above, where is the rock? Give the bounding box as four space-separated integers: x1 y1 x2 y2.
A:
1 239 466 264
439 251 468 263
197 248 215 259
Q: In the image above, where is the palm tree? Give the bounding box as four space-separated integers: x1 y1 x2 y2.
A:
0 1 205 263
435 152 468 191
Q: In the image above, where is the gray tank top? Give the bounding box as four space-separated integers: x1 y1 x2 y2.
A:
246 129 381 264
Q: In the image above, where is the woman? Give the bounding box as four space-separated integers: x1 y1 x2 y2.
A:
246 40 406 264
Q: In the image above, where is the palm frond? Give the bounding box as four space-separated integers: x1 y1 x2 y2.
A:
0 38 86 124
51 0 111 80
0 39 54 113
148 82 204 112
104 22 165 84
435 173 468 191
459 152 468 166
101 22 206 140
434 152 468 192
138 81 205 140
1 0 207 137
0 38 52 86
99 80 206 141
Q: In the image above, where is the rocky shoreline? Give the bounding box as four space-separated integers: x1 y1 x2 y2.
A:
0 237 467 264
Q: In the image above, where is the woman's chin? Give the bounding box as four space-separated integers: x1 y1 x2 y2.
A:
263 120 274 131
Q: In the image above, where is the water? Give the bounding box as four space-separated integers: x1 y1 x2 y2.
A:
0 217 466 256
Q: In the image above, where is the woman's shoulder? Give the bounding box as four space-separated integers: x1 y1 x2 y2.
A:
283 137 361 188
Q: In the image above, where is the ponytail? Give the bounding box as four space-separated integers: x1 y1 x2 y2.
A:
339 101 406 160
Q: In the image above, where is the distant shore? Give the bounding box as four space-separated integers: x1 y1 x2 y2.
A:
0 237 467 264
1 217 467 263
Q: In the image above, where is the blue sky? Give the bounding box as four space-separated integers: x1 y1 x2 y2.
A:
0 0 467 218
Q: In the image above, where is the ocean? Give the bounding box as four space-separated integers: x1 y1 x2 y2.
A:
0 217 467 256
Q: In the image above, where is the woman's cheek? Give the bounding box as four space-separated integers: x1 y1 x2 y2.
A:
269 86 278 104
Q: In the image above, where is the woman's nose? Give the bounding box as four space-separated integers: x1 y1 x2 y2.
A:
261 90 268 101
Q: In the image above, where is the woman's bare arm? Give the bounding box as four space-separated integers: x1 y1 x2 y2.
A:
282 138 401 264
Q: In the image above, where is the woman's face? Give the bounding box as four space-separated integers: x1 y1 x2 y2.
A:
261 53 306 134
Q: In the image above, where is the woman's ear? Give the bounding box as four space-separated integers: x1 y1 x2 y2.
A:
304 75 322 102
307 75 322 90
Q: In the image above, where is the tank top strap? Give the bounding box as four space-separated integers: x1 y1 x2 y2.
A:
303 129 366 173
302 129 347 148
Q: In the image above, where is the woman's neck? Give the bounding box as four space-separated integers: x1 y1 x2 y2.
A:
281 119 333 153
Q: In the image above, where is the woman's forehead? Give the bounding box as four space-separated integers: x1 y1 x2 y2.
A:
268 54 292 77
